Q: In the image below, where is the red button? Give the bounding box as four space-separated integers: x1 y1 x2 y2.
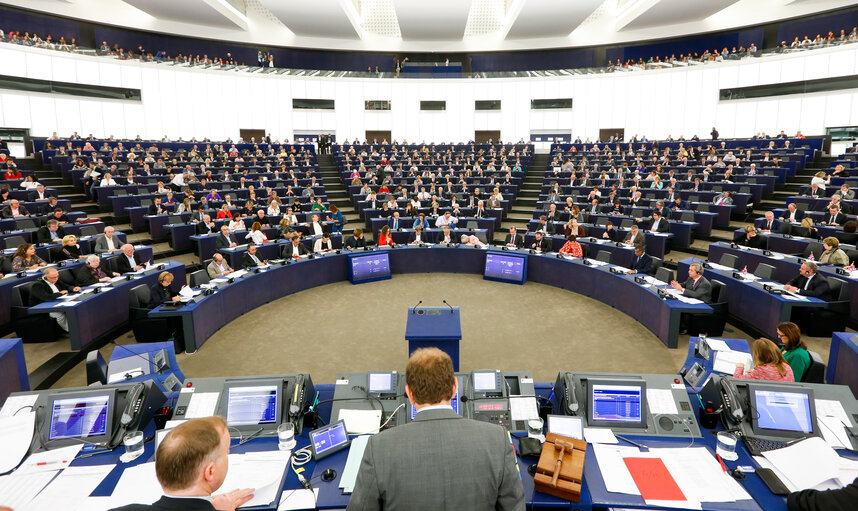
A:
674 378 680 384
187 382 192 387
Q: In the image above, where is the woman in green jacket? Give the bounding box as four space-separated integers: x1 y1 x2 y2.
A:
778 322 811 382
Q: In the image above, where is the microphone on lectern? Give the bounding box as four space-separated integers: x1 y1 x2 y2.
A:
412 300 422 313
442 299 454 313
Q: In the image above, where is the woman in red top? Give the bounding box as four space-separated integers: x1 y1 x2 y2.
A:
215 204 233 220
378 184 390 194
4 168 22 180
733 338 795 382
377 225 394 246
559 235 583 257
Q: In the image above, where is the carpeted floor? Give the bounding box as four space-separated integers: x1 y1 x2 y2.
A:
42 273 837 388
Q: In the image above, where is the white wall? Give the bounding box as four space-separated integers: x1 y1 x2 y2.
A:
1 43 857 145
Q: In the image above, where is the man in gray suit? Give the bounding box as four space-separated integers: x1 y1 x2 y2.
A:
670 262 712 303
347 348 525 511
94 225 121 253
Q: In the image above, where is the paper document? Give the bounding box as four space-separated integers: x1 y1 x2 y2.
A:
647 447 751 504
547 415 583 440
0 469 60 509
816 399 853 427
338 409 382 435
712 350 753 375
20 464 114 511
592 443 640 494
646 389 679 415
179 286 200 298
0 412 35 474
17 444 82 474
761 437 842 491
72 496 123 511
819 416 850 449
703 339 731 352
216 451 290 508
509 397 539 422
108 462 161 507
583 427 618 444
107 367 145 384
278 488 318 511
184 392 220 419
340 435 370 493
706 262 733 271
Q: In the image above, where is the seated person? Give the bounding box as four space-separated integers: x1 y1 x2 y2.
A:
76 254 118 285
758 211 780 233
282 234 310 258
819 236 849 267
602 221 621 242
56 235 82 260
1 199 30 218
739 225 765 249
306 214 325 236
460 234 485 246
377 225 394 246
622 225 645 246
564 218 585 238
778 321 811 382
388 211 404 230
645 211 669 233
206 253 233 278
314 232 334 253
411 225 429 244
29 267 80 332
344 228 367 249
783 261 831 300
436 226 454 245
835 220 858 245
216 225 239 249
558 235 583 257
670 262 712 302
245 222 269 245
530 231 552 252
94 226 121 253
12 243 47 271
148 197 166 215
241 243 266 268
787 478 858 511
114 244 145 273
628 245 651 274
412 213 430 229
782 203 804 223
195 215 216 235
35 219 66 245
733 338 795 382
504 227 523 248
821 205 847 226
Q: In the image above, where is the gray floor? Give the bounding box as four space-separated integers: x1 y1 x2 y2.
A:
39 273 837 389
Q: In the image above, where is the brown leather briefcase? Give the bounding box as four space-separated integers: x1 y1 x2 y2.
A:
533 433 587 502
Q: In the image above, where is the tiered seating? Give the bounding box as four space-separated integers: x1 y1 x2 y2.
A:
333 143 532 241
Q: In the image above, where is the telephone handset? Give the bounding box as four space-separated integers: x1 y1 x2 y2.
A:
563 374 579 413
110 383 146 448
719 378 745 425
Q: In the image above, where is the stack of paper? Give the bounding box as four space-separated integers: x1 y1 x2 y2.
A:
0 411 35 473
0 469 60 509
712 350 753 375
760 437 846 491
215 451 291 508
20 464 113 511
340 435 370 493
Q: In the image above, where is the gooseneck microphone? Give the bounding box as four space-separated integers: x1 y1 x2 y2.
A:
442 299 454 313
411 300 422 313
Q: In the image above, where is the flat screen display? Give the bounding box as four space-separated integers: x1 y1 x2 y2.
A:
226 385 278 426
349 253 391 282
310 420 350 460
49 394 110 440
369 373 393 393
589 380 646 428
484 253 527 284
473 372 498 391
751 386 815 436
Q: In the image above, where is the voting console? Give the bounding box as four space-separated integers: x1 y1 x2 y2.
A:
331 370 537 433
553 372 703 438
172 374 315 436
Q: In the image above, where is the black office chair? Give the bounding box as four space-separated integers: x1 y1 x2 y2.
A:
689 280 728 337
620 219 634 228
649 256 662 276
86 350 108 386
11 282 59 343
755 263 776 280
140 199 152 207
801 351 826 384
80 225 99 237
801 241 824 260
188 269 210 288
779 222 792 235
719 253 739 269
656 267 673 283
680 212 695 222
0 255 14 274
128 284 176 345
3 235 27 250
596 250 612 264
465 221 478 230
202 259 213 272
804 278 850 337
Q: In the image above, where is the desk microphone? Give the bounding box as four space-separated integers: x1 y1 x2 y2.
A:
442 299 454 313
411 300 422 313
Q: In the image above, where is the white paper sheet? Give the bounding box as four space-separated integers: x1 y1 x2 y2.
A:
761 437 842 490
509 396 539 422
592 443 640 494
703 339 731 352
816 399 853 427
278 488 318 510
216 451 290 508
0 469 60 509
0 412 35 474
340 435 370 493
646 389 679 415
337 409 382 435
17 444 83 474
712 350 753 375
108 462 161 506
20 464 114 511
818 416 850 449
547 415 583 440
184 392 220 419
583 427 618 444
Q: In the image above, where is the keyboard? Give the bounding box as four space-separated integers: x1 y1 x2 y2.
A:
742 436 789 456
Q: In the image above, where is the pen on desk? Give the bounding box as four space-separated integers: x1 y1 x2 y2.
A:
615 435 648 450
35 460 68 467
716 453 728 473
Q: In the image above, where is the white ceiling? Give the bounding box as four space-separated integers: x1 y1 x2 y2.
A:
1 0 857 52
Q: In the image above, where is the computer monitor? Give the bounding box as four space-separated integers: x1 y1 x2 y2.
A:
47 389 116 444
483 252 527 284
223 380 281 427
348 252 391 283
587 378 647 429
309 420 350 460
749 384 816 439
368 372 398 397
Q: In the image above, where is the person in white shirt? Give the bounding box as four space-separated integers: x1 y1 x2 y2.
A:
282 207 298 225
307 214 324 236
95 226 120 253
99 173 117 187
410 225 428 244
314 232 333 253
228 217 246 231
171 172 187 189
435 211 458 229
245 222 268 244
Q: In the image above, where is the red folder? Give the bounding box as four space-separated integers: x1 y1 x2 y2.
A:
623 457 686 501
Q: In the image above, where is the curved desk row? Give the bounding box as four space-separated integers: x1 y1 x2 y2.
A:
150 247 712 353
524 232 671 261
